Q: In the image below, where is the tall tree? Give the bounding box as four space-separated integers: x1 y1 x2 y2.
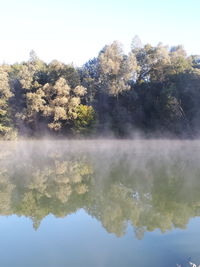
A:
98 41 137 96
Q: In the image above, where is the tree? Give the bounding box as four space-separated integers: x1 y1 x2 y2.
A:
131 35 143 51
48 60 80 88
79 58 100 105
98 41 137 96
0 65 16 139
26 77 87 132
73 104 96 135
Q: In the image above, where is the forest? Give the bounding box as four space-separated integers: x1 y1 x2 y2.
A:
1 36 200 139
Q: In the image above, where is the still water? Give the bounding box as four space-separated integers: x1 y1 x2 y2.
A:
0 140 200 267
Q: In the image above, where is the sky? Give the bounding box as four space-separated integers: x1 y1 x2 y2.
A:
0 0 199 66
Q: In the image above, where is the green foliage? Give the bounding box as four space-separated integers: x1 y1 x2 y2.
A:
26 77 87 132
0 38 200 138
0 66 17 139
73 104 96 134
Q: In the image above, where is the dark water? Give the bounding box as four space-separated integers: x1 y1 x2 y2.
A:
0 140 200 267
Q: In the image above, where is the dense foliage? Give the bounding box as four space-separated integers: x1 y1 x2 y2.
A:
1 38 200 139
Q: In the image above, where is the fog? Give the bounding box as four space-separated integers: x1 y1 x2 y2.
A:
0 139 200 237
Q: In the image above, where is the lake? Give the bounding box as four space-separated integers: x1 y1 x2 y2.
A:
0 140 200 267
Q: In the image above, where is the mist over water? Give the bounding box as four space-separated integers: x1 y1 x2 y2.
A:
0 140 200 266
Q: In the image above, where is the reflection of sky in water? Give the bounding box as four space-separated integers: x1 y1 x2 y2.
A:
0 141 200 266
0 212 200 267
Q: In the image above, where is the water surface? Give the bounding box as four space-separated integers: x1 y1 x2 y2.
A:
0 140 200 267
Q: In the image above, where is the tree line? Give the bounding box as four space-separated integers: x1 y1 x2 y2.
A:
1 36 200 139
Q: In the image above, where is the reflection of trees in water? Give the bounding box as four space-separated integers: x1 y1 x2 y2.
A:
90 151 200 238
0 141 200 237
0 143 93 229
15 158 92 230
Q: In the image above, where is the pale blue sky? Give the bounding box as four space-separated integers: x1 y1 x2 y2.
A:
0 0 199 66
